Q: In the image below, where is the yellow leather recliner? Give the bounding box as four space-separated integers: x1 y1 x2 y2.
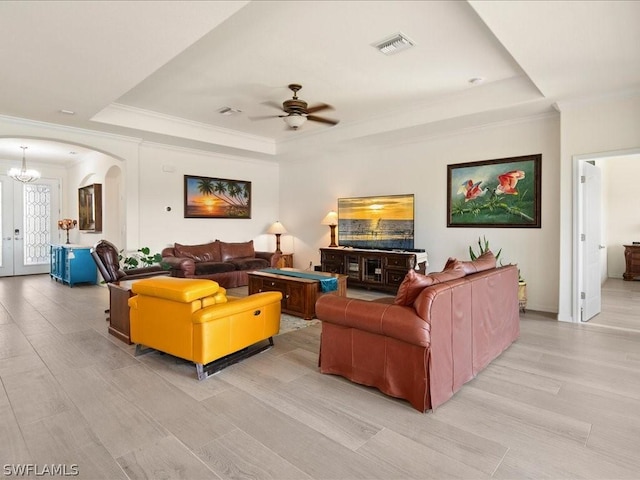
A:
128 276 282 379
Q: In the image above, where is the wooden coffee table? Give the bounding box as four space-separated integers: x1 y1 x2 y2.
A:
248 268 347 319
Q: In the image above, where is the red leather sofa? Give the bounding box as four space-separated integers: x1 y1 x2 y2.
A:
161 240 281 289
315 253 519 412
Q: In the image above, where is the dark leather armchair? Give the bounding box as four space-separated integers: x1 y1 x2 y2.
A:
90 240 168 284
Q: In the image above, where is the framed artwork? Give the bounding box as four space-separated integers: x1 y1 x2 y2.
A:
447 154 541 228
78 183 102 232
184 175 251 218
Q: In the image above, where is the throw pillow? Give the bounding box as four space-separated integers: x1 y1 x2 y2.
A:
427 268 466 284
394 269 434 306
219 240 255 262
460 250 496 274
443 257 465 274
174 241 221 262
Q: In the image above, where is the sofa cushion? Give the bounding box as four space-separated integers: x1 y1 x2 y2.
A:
394 262 469 307
443 257 466 274
427 268 467 285
194 261 237 275
460 250 497 274
227 257 270 270
132 276 220 303
394 269 435 306
174 241 221 262
219 240 255 262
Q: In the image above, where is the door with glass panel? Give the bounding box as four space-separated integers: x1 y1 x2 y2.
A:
0 175 60 277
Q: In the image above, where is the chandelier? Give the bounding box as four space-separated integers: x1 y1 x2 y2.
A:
8 146 41 183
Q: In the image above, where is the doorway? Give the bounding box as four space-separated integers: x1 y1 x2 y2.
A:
575 147 640 323
0 175 60 277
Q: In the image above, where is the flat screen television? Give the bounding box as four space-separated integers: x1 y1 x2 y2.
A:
337 194 415 250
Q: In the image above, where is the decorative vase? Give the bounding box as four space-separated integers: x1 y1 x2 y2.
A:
518 281 527 313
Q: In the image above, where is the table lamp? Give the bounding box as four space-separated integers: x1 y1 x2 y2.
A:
321 211 338 247
267 221 287 254
58 218 78 244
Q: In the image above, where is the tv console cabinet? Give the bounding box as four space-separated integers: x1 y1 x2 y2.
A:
320 247 428 293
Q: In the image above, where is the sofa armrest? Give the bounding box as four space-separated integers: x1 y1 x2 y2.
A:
255 251 281 267
193 291 283 323
161 256 195 277
122 265 170 280
315 295 430 347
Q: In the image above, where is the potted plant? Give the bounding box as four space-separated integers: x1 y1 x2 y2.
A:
119 247 163 269
469 236 526 312
469 235 502 262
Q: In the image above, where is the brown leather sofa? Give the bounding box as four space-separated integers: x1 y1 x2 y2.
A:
315 252 519 412
161 240 281 288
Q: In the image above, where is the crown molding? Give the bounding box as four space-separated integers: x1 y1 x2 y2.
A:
554 87 640 111
91 103 276 156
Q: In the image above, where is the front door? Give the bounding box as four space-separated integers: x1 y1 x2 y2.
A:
0 175 60 277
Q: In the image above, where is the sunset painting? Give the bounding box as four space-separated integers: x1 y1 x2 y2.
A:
184 175 251 218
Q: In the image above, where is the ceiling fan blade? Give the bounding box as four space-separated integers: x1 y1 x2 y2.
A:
262 100 285 111
306 103 333 114
248 115 282 121
307 115 339 126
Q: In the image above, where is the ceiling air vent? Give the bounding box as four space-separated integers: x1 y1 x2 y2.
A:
374 33 415 56
218 107 242 116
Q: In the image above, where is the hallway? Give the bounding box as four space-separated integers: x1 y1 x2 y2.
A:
587 278 640 332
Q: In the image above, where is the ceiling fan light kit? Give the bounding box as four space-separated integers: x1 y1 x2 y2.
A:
253 84 339 131
282 114 306 130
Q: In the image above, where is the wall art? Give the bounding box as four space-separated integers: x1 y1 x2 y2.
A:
184 175 251 218
447 154 541 228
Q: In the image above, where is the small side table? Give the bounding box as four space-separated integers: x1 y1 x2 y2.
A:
107 280 136 344
276 253 294 269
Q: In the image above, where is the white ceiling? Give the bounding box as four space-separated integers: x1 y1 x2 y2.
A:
0 1 638 164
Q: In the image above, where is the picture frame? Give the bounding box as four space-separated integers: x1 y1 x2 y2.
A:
447 154 541 228
184 175 251 219
78 183 102 232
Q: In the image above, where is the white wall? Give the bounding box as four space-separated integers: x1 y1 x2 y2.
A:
279 114 561 313
0 116 282 257
557 92 640 322
136 143 280 256
66 150 125 247
602 154 640 278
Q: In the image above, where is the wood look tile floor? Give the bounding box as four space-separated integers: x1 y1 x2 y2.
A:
1 274 639 479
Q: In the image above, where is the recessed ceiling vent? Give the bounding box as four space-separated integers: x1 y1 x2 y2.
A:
374 32 415 55
218 107 242 116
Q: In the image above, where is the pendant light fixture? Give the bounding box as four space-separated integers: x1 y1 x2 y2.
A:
8 146 41 183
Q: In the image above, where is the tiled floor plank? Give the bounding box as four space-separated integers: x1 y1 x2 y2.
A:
0 274 639 479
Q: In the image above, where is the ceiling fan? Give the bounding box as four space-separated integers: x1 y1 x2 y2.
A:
253 84 339 130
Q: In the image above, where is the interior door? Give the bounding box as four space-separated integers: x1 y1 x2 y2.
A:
580 161 603 322
0 175 60 277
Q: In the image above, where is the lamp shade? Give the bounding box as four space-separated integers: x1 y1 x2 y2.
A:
321 211 338 226
267 221 287 234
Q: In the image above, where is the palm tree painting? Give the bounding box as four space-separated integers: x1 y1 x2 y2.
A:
447 154 541 228
184 175 251 218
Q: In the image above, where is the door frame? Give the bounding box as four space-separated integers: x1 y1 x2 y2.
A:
0 175 61 276
572 147 640 323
